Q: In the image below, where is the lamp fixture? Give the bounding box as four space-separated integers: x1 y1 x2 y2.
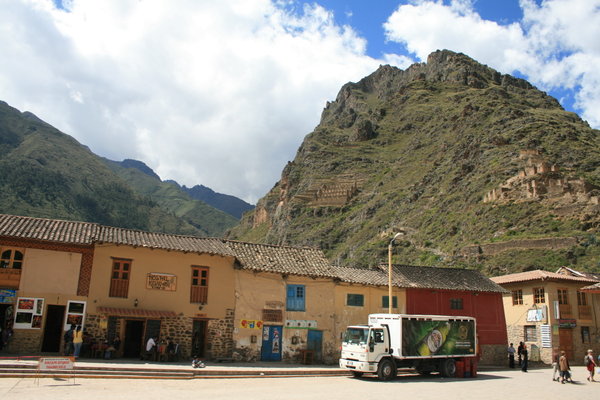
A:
134 298 139 307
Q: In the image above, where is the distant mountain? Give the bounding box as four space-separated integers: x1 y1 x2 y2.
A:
103 159 239 236
0 100 237 237
181 184 254 219
229 50 600 275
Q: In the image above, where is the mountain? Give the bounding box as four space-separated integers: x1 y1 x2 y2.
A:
103 159 239 235
0 100 235 237
228 50 600 275
181 184 254 219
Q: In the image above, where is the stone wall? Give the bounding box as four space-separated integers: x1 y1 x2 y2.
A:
5 329 41 354
206 309 234 360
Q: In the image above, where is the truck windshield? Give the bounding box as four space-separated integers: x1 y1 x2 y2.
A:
343 328 369 345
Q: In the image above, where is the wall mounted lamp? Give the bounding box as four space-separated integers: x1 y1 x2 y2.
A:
134 298 139 307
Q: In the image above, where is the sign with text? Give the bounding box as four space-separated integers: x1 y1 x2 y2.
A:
0 289 16 304
39 357 74 370
146 273 177 291
240 319 263 329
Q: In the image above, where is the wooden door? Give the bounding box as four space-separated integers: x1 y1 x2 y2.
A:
558 328 574 361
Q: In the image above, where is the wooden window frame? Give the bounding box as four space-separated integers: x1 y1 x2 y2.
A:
450 298 464 310
557 288 569 305
524 325 537 341
346 293 364 307
577 291 587 306
286 284 305 311
1 248 24 269
190 266 209 304
512 289 523 305
109 258 131 298
533 287 545 304
382 296 398 309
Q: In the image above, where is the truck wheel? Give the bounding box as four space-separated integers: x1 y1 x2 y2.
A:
351 371 364 378
377 359 396 381
440 359 456 378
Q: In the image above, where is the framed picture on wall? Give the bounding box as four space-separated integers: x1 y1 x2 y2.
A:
64 300 86 330
14 297 44 329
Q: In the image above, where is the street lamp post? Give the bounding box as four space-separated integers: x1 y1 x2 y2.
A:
388 232 404 314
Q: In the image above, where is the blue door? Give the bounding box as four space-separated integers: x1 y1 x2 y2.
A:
307 330 323 363
260 325 282 361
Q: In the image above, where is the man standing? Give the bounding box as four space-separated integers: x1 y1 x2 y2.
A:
517 341 524 366
507 343 516 368
559 350 571 383
521 343 528 372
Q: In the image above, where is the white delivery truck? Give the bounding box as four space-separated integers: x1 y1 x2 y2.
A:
339 314 477 380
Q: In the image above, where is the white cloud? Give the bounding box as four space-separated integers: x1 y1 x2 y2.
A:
383 0 600 128
0 0 380 203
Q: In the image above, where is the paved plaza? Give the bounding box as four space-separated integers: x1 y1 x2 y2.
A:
0 366 598 400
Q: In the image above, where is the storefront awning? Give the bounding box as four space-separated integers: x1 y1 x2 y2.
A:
97 306 178 318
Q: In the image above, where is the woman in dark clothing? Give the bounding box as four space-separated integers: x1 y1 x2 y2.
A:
521 344 528 372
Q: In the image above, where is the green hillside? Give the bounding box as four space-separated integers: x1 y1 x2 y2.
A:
103 159 239 236
0 101 230 236
229 50 600 275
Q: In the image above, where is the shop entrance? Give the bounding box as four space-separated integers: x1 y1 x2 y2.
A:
123 320 144 358
558 328 574 360
192 320 207 358
41 305 65 353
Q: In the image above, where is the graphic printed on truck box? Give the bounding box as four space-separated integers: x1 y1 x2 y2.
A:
402 319 475 356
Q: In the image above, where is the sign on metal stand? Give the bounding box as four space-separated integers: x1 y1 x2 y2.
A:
36 357 76 385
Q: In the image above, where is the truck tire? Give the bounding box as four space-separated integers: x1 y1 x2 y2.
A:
377 358 397 381
351 371 364 378
440 359 456 378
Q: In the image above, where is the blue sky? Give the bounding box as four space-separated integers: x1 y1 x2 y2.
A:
1 0 599 203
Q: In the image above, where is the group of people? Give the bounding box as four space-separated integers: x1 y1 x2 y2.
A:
509 342 599 383
144 336 180 362
64 324 121 359
507 342 529 372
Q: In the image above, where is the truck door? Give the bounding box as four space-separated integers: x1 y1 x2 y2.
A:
369 328 388 358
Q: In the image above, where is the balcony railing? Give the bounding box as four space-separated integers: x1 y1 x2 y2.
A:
579 305 592 320
190 286 208 304
558 303 572 318
109 279 129 298
0 268 21 289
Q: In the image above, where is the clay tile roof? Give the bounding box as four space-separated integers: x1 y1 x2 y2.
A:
490 269 599 285
97 306 178 318
581 282 600 292
388 264 507 293
0 213 99 244
224 241 335 278
331 266 391 286
98 226 233 256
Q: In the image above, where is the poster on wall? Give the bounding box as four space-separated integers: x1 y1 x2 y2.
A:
0 289 17 304
14 297 44 329
64 300 86 330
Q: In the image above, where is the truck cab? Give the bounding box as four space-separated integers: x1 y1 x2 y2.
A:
339 324 391 378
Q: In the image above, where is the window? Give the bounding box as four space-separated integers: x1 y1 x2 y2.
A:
533 287 545 304
347 294 364 307
450 298 463 310
286 284 305 311
524 325 537 341
109 258 131 298
581 326 591 343
512 290 523 305
1 249 24 269
557 289 569 305
382 296 398 309
190 266 209 303
577 291 587 306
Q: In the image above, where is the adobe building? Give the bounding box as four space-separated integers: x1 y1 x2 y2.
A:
491 270 600 364
1 213 508 365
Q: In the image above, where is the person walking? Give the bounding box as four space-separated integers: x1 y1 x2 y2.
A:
552 348 560 381
73 325 83 358
63 324 75 356
584 349 596 382
507 343 516 368
517 341 524 366
559 350 571 383
521 343 528 372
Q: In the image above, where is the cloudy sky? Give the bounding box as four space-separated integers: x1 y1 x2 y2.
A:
1 0 599 204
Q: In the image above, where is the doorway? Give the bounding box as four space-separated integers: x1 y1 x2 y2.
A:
307 330 323 363
260 325 282 361
123 320 144 358
558 328 574 360
192 320 207 358
41 305 65 353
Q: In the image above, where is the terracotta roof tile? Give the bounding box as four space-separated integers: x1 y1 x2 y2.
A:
490 269 599 285
0 214 98 244
224 241 335 277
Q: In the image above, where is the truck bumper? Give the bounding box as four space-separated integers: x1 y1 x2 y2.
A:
339 358 377 373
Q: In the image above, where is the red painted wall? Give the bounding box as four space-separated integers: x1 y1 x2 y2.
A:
405 289 507 345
